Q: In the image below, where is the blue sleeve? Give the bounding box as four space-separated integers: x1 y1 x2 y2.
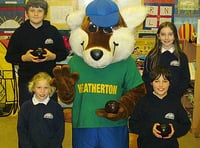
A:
129 97 154 138
173 101 191 138
178 53 190 94
51 27 69 62
5 29 24 64
17 104 33 148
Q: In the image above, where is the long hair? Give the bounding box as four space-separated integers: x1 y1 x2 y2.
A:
145 22 182 72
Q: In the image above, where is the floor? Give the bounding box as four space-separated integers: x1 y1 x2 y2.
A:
1 112 200 148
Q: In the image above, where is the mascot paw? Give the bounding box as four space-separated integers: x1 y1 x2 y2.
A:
96 106 127 121
51 65 79 104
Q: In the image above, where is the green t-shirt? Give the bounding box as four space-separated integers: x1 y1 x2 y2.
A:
68 55 143 128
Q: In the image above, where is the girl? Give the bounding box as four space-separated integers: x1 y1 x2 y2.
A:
17 72 65 148
142 22 190 98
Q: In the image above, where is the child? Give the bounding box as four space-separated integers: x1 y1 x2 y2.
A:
142 22 190 98
17 72 65 148
129 66 191 148
5 0 68 106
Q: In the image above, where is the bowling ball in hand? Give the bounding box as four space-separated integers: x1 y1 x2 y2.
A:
157 123 171 137
105 100 120 114
31 48 46 59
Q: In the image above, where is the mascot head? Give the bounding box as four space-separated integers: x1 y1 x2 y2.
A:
66 0 147 68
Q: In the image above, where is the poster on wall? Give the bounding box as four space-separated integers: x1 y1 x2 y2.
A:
0 7 25 35
144 0 175 30
46 0 76 30
174 0 200 34
132 38 155 74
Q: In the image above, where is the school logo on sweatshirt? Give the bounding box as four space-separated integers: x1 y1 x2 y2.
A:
43 113 54 119
170 60 180 66
165 112 175 120
45 38 54 44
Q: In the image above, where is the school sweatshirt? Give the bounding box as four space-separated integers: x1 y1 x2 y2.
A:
5 20 68 83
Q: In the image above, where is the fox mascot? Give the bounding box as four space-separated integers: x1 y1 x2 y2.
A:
51 0 147 147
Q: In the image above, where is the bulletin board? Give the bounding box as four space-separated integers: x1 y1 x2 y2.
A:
143 0 175 29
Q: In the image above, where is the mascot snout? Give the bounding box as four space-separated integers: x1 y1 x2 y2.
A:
90 49 103 61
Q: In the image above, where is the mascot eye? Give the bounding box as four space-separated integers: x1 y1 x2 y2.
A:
88 23 98 32
103 27 113 34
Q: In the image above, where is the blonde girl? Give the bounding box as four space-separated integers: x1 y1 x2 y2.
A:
17 72 65 148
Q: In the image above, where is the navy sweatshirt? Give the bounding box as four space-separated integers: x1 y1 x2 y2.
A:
129 93 191 148
17 99 65 148
5 20 68 83
142 51 190 98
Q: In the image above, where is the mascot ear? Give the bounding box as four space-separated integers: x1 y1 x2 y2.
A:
66 10 85 30
120 6 147 29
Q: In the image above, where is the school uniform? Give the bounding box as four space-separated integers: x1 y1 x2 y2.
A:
17 96 65 148
129 92 191 148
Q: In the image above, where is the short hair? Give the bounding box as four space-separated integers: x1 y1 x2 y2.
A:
149 66 172 83
25 0 48 15
28 72 56 97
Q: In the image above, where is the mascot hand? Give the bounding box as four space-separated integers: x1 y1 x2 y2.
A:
96 84 145 121
118 84 145 118
96 105 127 121
51 65 79 104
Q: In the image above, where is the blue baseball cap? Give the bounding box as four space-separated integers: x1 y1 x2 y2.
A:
86 0 120 27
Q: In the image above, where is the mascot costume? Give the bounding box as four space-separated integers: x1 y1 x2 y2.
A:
51 0 147 147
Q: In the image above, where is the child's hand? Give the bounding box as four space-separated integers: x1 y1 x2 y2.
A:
163 123 174 139
33 48 56 62
153 123 162 139
21 49 38 62
153 123 175 139
41 48 56 61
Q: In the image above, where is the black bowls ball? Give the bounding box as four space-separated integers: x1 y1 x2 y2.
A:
31 48 46 59
105 100 120 114
157 123 171 137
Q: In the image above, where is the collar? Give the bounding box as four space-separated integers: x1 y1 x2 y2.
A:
161 46 175 53
32 94 50 105
153 91 167 99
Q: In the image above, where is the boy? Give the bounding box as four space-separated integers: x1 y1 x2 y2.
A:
5 0 68 106
129 66 191 148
